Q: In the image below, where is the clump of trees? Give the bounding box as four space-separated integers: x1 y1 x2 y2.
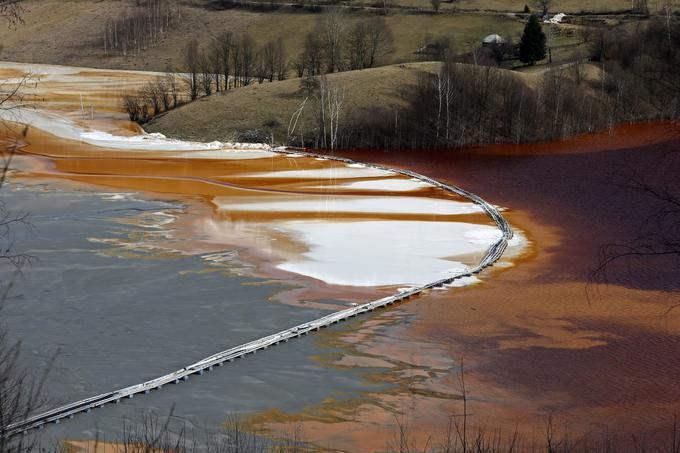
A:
592 16 680 120
296 10 394 76
103 0 181 57
122 73 181 122
345 61 605 149
123 32 288 123
286 61 609 150
180 32 287 95
300 17 680 150
119 9 396 125
0 0 24 28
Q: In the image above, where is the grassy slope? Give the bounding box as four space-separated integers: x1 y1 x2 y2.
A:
0 0 261 72
2 0 585 72
146 62 443 142
145 61 542 144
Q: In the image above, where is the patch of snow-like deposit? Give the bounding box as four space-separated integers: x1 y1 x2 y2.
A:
213 195 485 216
274 220 501 287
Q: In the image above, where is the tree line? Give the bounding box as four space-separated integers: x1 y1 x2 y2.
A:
120 8 395 123
121 31 289 122
324 62 607 150
288 16 680 150
294 10 394 76
103 0 181 57
182 31 288 99
122 73 182 122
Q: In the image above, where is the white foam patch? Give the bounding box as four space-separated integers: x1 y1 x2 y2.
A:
328 179 432 192
465 228 525 247
101 192 140 202
0 106 275 156
274 220 499 287
245 167 395 179
444 276 481 288
78 129 227 151
214 195 484 216
177 149 277 159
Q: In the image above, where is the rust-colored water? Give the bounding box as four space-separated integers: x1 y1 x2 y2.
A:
2 63 500 300
253 125 680 451
7 62 678 451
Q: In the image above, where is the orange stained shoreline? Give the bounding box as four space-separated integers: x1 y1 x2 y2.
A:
8 62 679 452
254 122 680 452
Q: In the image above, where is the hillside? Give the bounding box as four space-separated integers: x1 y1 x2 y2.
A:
0 0 584 73
145 62 541 144
145 62 440 143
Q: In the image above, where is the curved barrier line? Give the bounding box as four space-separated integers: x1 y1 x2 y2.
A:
3 147 513 438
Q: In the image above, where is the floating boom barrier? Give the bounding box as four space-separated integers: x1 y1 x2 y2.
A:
3 147 513 438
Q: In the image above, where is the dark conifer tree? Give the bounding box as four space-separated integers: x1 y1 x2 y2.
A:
519 15 547 65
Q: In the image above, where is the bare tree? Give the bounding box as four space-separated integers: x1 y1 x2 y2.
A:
293 55 306 78
0 45 52 453
366 18 394 68
320 8 348 73
0 323 52 453
347 18 395 70
287 96 308 145
260 40 278 82
214 31 233 91
591 149 680 305
198 50 214 96
0 0 23 28
232 34 256 87
122 92 143 121
532 0 552 16
301 32 325 76
348 21 370 70
255 50 267 84
103 0 180 57
141 80 162 116
662 0 676 50
182 39 201 100
165 71 180 108
314 76 345 149
274 40 288 81
209 42 222 93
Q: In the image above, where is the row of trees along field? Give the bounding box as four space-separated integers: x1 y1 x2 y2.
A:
183 32 287 97
294 11 394 76
122 32 288 122
180 10 395 86
122 8 395 123
104 0 181 57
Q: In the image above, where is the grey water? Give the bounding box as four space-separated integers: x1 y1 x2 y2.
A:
0 181 388 443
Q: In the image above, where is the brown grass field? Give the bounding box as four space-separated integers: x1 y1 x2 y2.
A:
1 0 587 72
145 62 444 142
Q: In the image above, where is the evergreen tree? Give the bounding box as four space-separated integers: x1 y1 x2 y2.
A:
519 15 547 65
